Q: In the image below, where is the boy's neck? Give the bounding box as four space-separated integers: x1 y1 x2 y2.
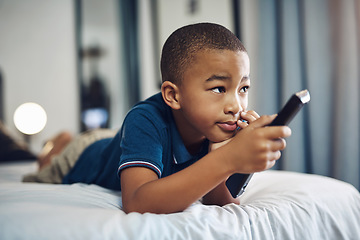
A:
172 110 206 155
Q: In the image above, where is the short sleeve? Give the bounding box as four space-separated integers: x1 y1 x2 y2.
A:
118 108 165 177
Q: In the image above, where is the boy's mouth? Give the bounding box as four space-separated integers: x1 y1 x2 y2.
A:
217 122 237 132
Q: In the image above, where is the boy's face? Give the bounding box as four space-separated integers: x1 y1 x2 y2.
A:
176 49 250 144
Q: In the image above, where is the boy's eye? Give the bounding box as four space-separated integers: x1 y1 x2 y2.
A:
239 86 250 93
211 87 226 93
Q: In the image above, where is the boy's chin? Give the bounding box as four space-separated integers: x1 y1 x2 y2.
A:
207 134 234 143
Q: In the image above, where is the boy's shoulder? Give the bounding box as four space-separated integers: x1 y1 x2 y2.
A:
124 92 171 128
132 92 165 111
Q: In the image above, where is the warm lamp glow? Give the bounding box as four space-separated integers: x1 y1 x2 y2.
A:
13 102 47 135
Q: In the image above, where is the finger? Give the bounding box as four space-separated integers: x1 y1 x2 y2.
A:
236 119 248 130
266 159 277 169
271 151 282 162
265 150 282 163
245 110 260 120
270 138 287 151
263 126 292 139
240 111 257 123
256 152 280 171
247 114 277 128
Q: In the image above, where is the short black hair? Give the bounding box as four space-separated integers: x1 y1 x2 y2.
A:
160 22 247 85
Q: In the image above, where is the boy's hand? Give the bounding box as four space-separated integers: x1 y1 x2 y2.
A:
209 110 260 152
221 114 292 174
237 110 260 129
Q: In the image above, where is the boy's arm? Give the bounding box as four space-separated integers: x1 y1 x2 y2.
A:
202 180 240 206
202 110 260 206
121 115 291 214
121 147 233 214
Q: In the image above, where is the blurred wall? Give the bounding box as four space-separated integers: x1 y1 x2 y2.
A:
138 0 235 100
0 0 79 153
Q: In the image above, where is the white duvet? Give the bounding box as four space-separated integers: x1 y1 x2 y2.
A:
0 161 359 240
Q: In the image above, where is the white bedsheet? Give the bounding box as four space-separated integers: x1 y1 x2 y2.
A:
0 161 359 240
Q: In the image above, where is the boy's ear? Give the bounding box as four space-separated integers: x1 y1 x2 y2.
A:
161 81 181 110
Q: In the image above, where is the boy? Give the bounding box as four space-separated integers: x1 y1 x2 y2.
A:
24 23 291 214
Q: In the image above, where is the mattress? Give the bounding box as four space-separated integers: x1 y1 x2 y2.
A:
1 161 359 240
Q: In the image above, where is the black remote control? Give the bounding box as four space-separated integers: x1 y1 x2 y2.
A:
226 89 310 198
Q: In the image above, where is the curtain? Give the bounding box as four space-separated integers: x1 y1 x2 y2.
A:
0 68 3 121
119 0 140 108
241 0 360 189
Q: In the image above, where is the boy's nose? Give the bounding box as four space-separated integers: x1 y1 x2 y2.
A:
224 95 242 115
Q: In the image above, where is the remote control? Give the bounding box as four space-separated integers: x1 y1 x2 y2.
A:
226 89 310 198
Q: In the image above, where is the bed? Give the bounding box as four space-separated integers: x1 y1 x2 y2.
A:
0 160 359 240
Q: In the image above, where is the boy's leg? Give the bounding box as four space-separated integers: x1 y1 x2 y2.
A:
37 131 73 170
22 129 117 183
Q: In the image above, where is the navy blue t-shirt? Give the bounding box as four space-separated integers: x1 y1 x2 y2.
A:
63 93 209 190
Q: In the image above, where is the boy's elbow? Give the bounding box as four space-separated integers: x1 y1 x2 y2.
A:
122 200 155 214
122 202 146 214
122 205 132 214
